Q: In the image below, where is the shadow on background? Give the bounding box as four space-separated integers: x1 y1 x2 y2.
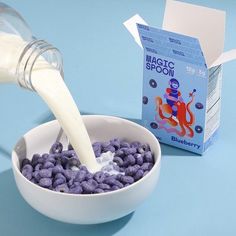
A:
160 143 198 157
0 145 11 159
0 169 134 236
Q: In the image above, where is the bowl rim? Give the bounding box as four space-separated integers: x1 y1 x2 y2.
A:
12 115 161 198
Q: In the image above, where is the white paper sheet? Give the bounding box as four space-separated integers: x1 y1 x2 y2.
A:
123 14 148 48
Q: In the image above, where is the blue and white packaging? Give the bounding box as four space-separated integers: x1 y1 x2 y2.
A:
124 0 236 154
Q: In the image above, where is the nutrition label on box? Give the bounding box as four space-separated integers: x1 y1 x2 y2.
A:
204 65 222 142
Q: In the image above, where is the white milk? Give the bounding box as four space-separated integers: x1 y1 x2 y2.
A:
0 33 27 83
31 69 101 173
0 33 101 172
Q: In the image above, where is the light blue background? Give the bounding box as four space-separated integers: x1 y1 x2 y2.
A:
0 0 236 235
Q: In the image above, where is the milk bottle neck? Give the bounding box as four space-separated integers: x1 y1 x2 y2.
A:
16 39 63 91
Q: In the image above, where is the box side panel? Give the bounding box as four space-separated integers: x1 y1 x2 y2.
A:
203 65 222 151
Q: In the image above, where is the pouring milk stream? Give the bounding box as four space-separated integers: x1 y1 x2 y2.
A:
0 3 105 173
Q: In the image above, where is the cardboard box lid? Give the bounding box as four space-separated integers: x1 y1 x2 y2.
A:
124 0 236 68
137 23 206 67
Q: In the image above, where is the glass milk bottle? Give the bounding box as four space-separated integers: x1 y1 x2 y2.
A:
0 2 63 89
0 3 101 172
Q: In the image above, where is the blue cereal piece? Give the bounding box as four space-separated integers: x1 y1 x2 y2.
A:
113 180 124 188
111 185 120 191
39 168 52 178
22 169 32 180
137 147 145 154
69 185 83 194
67 179 74 187
144 151 154 163
21 158 30 169
80 166 88 172
134 153 144 166
113 156 123 166
134 169 144 181
54 183 69 193
103 145 116 153
92 142 102 157
94 188 105 194
52 164 64 175
66 157 80 169
85 172 94 181
42 153 49 160
141 163 154 171
120 175 134 184
50 141 63 154
22 164 33 173
110 138 120 150
141 144 150 152
94 171 105 183
130 141 141 148
81 180 97 194
64 169 77 181
33 170 41 182
103 176 117 186
43 161 54 169
61 150 76 158
126 148 137 155
55 173 66 182
115 149 124 158
53 177 66 188
98 183 111 190
74 170 87 182
34 163 43 171
31 153 40 163
31 154 43 166
30 178 37 184
125 166 137 176
101 141 110 148
120 141 130 148
47 156 56 164
124 154 136 165
103 176 123 188
39 178 52 188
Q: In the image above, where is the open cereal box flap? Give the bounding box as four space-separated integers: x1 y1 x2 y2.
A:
123 1 236 68
123 14 148 48
163 0 236 68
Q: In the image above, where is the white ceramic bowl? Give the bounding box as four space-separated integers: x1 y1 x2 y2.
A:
12 115 161 224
